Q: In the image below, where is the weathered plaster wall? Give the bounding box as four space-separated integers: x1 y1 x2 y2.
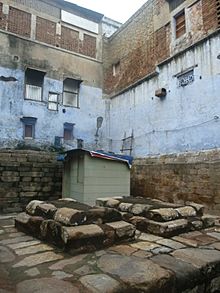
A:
107 33 220 156
0 150 62 213
103 0 219 95
131 149 220 215
0 32 107 150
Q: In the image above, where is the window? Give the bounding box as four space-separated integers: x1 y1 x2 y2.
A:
48 92 59 111
25 68 45 101
63 123 74 140
177 69 194 87
112 61 120 77
63 78 80 108
175 10 186 39
20 117 37 139
169 0 185 11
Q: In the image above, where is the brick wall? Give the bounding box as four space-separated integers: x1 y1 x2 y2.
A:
103 0 219 95
79 34 97 58
36 17 56 46
0 2 97 59
0 2 6 30
202 0 219 32
8 6 31 38
0 150 62 213
61 26 79 53
131 149 220 215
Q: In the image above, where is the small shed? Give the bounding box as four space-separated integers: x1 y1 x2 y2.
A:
62 149 132 205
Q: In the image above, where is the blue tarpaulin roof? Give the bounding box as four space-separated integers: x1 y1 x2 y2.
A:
57 149 133 168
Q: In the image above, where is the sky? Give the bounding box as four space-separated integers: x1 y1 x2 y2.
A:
68 0 147 23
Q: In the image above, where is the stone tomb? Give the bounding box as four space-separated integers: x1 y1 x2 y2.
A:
15 199 136 255
96 196 218 237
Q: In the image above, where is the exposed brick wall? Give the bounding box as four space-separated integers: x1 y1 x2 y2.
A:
0 2 6 30
0 150 62 213
131 149 220 215
10 0 60 18
36 17 56 46
103 0 219 95
202 0 219 32
8 6 31 38
80 34 96 58
61 26 79 53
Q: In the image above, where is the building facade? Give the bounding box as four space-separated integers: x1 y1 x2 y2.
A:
0 0 120 150
0 0 219 157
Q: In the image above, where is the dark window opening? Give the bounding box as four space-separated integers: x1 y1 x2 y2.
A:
175 10 186 39
63 122 74 141
63 78 81 108
169 0 185 11
20 117 37 139
25 68 45 101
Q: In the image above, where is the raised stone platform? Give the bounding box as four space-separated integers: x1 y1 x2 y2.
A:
96 196 219 237
15 199 136 255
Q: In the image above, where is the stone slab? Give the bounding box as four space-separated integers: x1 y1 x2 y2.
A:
175 207 197 218
16 278 79 293
130 241 161 251
97 254 173 292
172 248 220 270
15 243 53 256
151 254 202 291
49 254 87 270
156 239 186 249
105 221 135 238
13 251 63 268
52 271 73 280
108 244 137 256
8 240 41 250
148 208 179 222
24 268 40 277
54 208 86 226
138 233 163 242
0 236 34 245
80 274 120 293
0 246 15 263
61 224 104 244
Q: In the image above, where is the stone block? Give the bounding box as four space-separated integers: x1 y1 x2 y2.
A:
26 200 43 215
175 206 197 218
118 202 133 212
202 215 218 228
35 203 57 219
186 202 204 216
15 212 44 237
129 216 149 231
105 199 120 208
146 219 189 237
129 204 152 215
86 207 122 224
40 220 63 247
105 221 135 239
147 208 179 222
54 207 87 226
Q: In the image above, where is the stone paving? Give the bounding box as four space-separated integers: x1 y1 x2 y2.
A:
1 214 220 292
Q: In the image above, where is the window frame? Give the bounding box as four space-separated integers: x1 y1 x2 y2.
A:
20 117 37 140
48 92 59 111
24 68 45 102
63 78 81 108
63 122 75 141
174 10 186 39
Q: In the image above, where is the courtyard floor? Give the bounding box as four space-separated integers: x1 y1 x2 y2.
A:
1 214 220 292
